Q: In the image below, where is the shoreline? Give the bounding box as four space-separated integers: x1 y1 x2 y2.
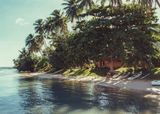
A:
20 72 160 96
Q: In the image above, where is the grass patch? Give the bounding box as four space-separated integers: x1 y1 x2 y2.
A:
116 67 134 73
152 67 160 75
63 67 160 80
63 67 132 78
149 67 160 80
63 68 100 78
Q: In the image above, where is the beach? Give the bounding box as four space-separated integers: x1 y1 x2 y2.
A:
20 72 160 96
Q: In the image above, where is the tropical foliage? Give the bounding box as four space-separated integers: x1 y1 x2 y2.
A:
14 0 160 73
13 48 52 72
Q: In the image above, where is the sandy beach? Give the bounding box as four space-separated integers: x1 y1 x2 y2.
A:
19 72 160 97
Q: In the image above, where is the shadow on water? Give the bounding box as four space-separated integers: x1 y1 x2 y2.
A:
94 86 159 114
17 77 160 114
18 77 45 114
18 77 95 113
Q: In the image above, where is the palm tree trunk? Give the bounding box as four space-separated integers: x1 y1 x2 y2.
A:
155 0 160 7
43 37 48 48
39 50 43 56
110 56 114 72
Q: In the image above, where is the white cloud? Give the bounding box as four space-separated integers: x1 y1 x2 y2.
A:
15 18 29 26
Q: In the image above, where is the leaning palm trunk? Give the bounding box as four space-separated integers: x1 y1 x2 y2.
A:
43 38 48 49
155 0 160 7
39 50 43 56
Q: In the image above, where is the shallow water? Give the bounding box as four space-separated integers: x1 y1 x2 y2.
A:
0 68 160 114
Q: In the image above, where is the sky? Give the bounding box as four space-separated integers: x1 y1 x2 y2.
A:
0 0 63 67
0 0 160 67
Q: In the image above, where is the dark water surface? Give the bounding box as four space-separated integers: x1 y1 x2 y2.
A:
0 68 160 114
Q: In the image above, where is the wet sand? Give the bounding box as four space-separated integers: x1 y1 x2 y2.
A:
20 72 160 96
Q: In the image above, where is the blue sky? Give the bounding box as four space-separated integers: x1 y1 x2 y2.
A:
0 0 160 67
0 0 63 67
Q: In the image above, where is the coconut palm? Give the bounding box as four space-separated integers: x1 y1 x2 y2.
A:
78 0 95 9
25 34 41 53
42 10 69 52
33 19 48 49
34 34 45 47
25 34 34 47
44 10 68 40
50 10 68 34
99 0 160 7
43 17 55 36
62 0 80 22
130 0 160 7
18 48 29 59
33 19 44 34
100 0 122 6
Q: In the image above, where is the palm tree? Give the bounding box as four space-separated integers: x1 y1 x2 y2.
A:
44 10 68 41
78 0 95 9
62 0 80 22
18 48 29 59
100 0 122 6
50 10 68 34
47 10 69 48
43 17 55 37
129 0 160 7
25 34 41 54
100 0 160 7
33 19 48 49
25 34 34 47
34 34 45 47
33 19 44 34
13 48 29 68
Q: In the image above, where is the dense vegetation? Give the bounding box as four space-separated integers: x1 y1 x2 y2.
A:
14 0 160 75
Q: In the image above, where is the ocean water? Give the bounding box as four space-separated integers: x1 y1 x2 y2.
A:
0 68 160 114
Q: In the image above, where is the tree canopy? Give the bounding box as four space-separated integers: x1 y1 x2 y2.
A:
14 1 160 72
